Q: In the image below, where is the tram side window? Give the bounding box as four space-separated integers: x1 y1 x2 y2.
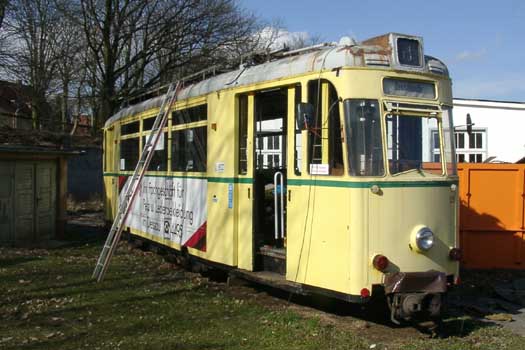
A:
172 126 207 172
307 81 322 165
142 132 167 171
344 99 384 176
120 138 139 171
142 116 156 131
121 121 139 135
307 80 344 175
238 94 248 175
173 105 207 125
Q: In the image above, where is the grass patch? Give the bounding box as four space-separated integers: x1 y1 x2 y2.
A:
0 243 524 349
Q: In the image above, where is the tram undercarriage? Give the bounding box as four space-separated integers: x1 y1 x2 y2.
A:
384 271 448 323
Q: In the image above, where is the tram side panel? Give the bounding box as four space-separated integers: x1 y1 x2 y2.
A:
286 183 353 295
199 91 237 267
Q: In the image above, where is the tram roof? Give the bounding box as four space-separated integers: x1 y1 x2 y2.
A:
104 33 449 128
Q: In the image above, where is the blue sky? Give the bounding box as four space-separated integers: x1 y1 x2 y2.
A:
243 0 525 101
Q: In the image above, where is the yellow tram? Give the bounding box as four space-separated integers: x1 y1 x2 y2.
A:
102 33 460 322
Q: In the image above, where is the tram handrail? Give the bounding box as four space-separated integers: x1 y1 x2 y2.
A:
274 171 285 240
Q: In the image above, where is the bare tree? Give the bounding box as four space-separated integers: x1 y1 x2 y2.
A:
0 0 7 29
2 0 61 128
53 0 86 131
1 0 265 132
78 0 259 128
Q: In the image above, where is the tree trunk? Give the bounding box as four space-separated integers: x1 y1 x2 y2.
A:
61 79 69 132
0 0 7 29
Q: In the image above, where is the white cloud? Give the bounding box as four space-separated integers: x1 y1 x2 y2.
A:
453 78 525 101
454 49 487 62
256 27 311 51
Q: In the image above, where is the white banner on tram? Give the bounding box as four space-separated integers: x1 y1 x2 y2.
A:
119 176 207 251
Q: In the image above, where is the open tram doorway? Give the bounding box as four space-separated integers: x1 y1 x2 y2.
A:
253 87 288 274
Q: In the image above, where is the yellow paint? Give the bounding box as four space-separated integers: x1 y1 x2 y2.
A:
236 93 255 270
103 66 458 297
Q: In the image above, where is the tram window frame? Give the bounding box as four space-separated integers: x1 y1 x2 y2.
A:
294 85 302 175
121 120 140 135
173 104 207 125
253 87 288 171
344 99 385 177
306 80 344 176
238 94 248 175
142 116 156 131
119 137 139 171
142 132 168 171
170 103 208 173
172 126 207 172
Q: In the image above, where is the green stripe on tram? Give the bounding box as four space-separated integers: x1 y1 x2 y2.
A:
207 177 252 184
103 172 454 188
287 179 454 188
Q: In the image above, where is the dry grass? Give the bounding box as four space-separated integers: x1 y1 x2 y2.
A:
0 238 524 349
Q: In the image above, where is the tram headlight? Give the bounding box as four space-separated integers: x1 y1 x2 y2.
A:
414 227 434 251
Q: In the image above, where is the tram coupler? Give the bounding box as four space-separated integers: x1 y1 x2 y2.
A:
384 271 447 324
388 292 443 324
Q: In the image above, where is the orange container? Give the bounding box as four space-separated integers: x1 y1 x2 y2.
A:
458 164 525 269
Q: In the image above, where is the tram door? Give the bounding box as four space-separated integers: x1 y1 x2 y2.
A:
253 87 288 273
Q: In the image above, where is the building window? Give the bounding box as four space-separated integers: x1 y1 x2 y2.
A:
454 130 487 163
257 154 264 168
267 135 274 150
273 154 280 167
254 86 287 171
431 130 441 162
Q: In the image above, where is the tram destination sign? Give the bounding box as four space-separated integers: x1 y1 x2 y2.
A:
383 78 436 99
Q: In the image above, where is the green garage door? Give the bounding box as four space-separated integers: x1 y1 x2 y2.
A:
0 162 14 242
15 162 35 241
35 162 56 240
0 160 56 243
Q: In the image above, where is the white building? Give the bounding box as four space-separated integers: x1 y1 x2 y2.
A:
452 98 525 163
